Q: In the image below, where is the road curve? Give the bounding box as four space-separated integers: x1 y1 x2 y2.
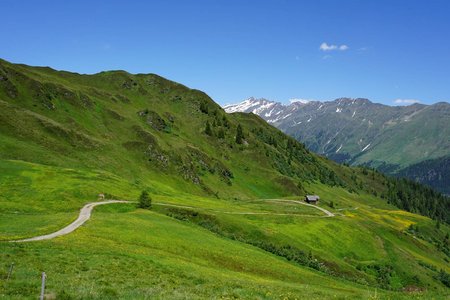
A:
9 198 333 243
11 200 131 242
154 198 335 217
264 199 335 217
153 203 323 217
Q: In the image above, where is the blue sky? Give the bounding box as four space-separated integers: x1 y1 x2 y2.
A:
1 0 449 105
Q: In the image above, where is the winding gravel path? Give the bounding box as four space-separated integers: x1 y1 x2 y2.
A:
11 200 131 242
264 199 335 217
9 198 334 243
153 203 321 217
154 198 335 217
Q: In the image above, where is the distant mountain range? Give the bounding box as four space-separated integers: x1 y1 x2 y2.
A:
224 97 450 194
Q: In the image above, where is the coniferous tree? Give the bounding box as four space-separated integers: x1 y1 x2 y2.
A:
205 121 213 136
216 116 222 126
235 124 243 144
199 101 208 114
222 116 230 128
138 190 152 209
218 128 225 139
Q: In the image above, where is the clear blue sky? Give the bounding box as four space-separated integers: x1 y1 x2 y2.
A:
2 0 449 105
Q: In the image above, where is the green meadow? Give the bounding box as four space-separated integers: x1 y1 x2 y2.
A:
0 59 449 298
1 160 449 299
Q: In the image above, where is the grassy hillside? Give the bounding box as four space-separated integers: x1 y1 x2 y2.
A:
0 58 346 200
0 59 449 299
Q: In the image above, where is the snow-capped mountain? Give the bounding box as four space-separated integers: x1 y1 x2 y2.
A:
224 97 313 124
223 97 284 116
225 97 450 194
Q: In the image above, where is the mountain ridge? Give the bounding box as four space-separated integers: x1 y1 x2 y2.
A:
225 97 450 194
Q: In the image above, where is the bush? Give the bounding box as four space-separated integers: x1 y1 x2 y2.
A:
137 190 152 209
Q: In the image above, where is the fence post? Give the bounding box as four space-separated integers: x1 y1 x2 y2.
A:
40 272 46 300
6 262 14 280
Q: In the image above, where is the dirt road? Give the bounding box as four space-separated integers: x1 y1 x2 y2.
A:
9 198 334 243
265 199 335 217
11 200 131 242
154 198 335 217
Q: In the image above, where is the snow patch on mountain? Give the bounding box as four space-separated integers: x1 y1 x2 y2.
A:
362 143 371 151
282 113 292 119
253 102 275 114
264 106 277 117
289 98 312 104
223 98 263 113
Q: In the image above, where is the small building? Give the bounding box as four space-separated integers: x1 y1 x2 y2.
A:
305 195 320 204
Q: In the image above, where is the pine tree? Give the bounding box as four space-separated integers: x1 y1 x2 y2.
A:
218 128 225 139
216 116 222 126
199 101 208 114
222 116 230 128
205 121 213 136
138 190 152 209
235 124 243 144
436 220 441 230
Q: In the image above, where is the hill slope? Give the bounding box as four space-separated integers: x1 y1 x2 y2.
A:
0 59 449 299
397 155 450 195
224 97 450 194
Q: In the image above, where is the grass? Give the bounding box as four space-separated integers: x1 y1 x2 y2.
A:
0 205 366 299
0 59 449 298
1 161 449 298
0 204 439 299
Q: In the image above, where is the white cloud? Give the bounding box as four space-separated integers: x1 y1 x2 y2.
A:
319 43 337 51
319 42 349 51
394 99 421 105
